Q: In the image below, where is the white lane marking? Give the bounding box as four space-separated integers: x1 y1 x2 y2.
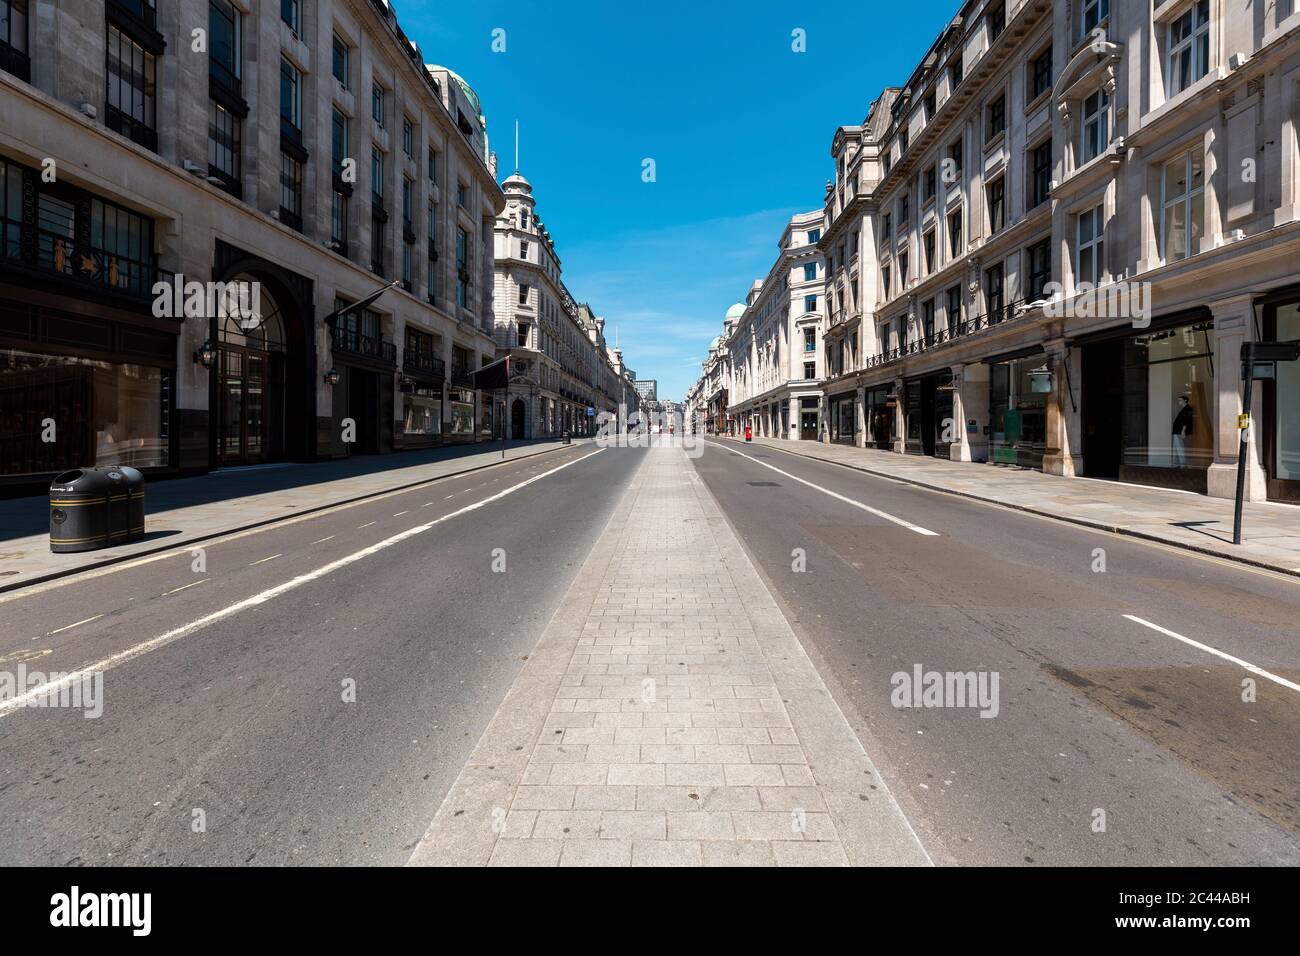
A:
710 441 938 536
444 494 456 499
249 554 282 566
48 614 104 635
162 580 207 596
393 511 409 517
1123 614 1300 694
0 448 606 718
421 502 435 508
357 521 377 529
312 536 335 544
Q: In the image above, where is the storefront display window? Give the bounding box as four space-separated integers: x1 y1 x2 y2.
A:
990 354 1047 467
479 398 493 439
402 388 441 438
829 393 855 444
1121 321 1213 471
1 348 170 476
866 387 894 449
448 390 474 436
1271 301 1300 484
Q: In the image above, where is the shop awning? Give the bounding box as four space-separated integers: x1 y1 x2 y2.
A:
471 356 511 391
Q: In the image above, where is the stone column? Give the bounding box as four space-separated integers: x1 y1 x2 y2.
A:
949 364 970 461
959 363 990 463
1042 338 1081 477
891 376 906 453
855 385 867 447
1206 294 1267 500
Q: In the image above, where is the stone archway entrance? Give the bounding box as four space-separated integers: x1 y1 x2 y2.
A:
511 398 526 440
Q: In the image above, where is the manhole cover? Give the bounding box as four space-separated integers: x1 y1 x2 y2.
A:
746 481 781 487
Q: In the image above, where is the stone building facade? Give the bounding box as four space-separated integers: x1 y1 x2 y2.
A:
0 0 504 493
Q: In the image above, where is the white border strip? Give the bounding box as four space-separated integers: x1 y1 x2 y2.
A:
1123 614 1300 694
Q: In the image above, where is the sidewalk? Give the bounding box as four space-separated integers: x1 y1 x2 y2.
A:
0 439 582 592
738 436 1300 575
409 445 930 867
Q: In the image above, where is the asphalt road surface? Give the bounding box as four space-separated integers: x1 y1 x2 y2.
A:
0 443 645 865
694 438 1300 866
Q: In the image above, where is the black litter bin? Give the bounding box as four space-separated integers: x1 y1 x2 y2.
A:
49 466 145 553
562 430 571 445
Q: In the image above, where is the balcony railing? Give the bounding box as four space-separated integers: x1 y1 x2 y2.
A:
864 300 1026 370
1 228 169 302
332 328 396 364
0 40 31 82
403 347 445 380
449 364 475 388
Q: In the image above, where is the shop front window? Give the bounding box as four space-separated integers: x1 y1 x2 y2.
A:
1121 321 1213 471
1 348 170 476
990 356 1047 466
402 389 441 438
1273 302 1300 483
448 393 474 436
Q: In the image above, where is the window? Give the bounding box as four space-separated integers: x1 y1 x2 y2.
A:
1168 1 1210 97
881 265 891 299
1081 89 1109 163
279 151 303 228
899 250 910 287
371 214 384 275
922 299 936 344
427 146 438 185
947 285 962 333
105 25 157 148
332 33 350 89
1 0 30 67
426 203 439 304
882 212 892 240
370 145 384 202
923 230 936 274
987 3 1005 41
279 58 301 130
401 239 412 291
924 90 936 122
207 100 240 187
1082 0 1108 34
457 182 468 209
402 176 414 230
1030 46 1053 100
371 80 385 127
331 191 348 253
945 138 963 185
804 361 816 379
949 56 963 90
1077 204 1105 286
986 93 1006 139
807 228 821 243
899 193 910 225
923 165 936 203
803 327 816 353
518 284 530 306
947 209 963 259
1162 148 1205 262
280 0 300 35
402 117 414 157
520 208 530 229
899 128 909 154
883 151 893 176
1026 238 1051 301
803 262 817 282
1030 139 1052 207
455 226 470 309
987 176 1005 234
517 323 529 347
985 262 1005 319
209 0 240 94
331 108 348 178
804 294 818 312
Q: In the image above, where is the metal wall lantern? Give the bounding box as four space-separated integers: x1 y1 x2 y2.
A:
194 339 217 368
324 367 342 386
1028 365 1054 393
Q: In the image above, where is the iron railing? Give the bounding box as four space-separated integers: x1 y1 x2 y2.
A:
332 328 396 364
864 299 1027 370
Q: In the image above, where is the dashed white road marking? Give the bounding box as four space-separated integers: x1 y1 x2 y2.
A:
710 441 939 536
249 554 282 566
357 521 376 529
48 614 104 635
0 448 606 718
393 511 409 517
162 580 207 596
1123 614 1300 693
312 536 335 544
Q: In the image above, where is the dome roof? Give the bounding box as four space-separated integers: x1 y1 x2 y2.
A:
709 335 723 350
426 65 485 128
725 302 746 321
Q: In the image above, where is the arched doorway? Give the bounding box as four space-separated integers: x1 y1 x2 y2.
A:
217 276 290 465
511 398 526 440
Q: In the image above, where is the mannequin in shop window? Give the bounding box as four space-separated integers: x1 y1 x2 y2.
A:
1171 395 1194 468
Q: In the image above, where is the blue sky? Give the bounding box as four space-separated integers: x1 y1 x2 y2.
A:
399 0 958 400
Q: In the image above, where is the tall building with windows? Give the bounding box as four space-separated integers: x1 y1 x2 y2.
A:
491 170 630 438
814 0 1300 503
725 211 826 441
0 0 504 493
